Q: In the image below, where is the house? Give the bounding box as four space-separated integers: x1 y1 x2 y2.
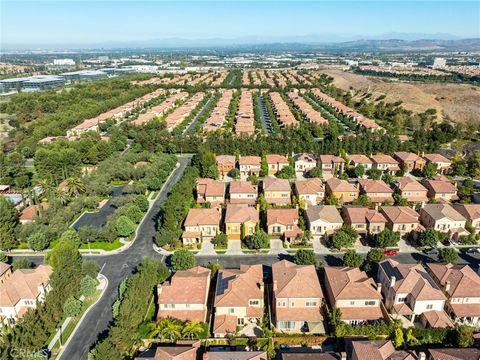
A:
345 339 416 360
325 178 359 204
135 344 199 360
425 348 480 360
357 179 394 204
341 206 387 236
263 176 291 205
204 351 267 360
0 265 52 326
377 259 446 323
423 153 452 174
0 263 12 284
452 204 480 230
318 155 345 177
272 260 325 334
394 177 429 204
324 267 384 325
182 208 221 244
266 154 289 175
421 177 458 202
157 266 211 323
393 151 426 172
427 263 480 327
305 205 344 239
229 181 257 206
278 352 342 360
216 155 236 178
419 310 454 329
380 206 421 235
213 264 264 337
196 178 225 207
419 204 467 239
239 156 261 177
19 202 49 224
224 205 259 240
294 179 325 207
370 155 400 175
348 154 373 171
294 153 317 175
267 208 301 241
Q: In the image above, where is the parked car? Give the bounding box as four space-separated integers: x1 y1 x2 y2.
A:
383 249 398 257
465 247 480 254
423 248 439 256
448 239 460 246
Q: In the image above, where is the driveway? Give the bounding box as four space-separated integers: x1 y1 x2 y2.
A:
268 239 287 255
226 240 243 255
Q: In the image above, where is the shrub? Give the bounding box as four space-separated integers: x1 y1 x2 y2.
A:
418 228 440 247
134 195 149 212
212 233 228 248
439 247 459 265
82 260 100 278
372 228 400 248
171 249 196 271
125 204 144 223
116 215 136 237
80 275 97 297
0 252 7 262
12 258 33 271
331 227 357 249
63 296 83 317
342 250 364 268
250 227 270 249
27 231 50 251
294 249 316 265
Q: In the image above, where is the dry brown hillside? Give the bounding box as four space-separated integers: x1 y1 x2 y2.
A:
320 68 480 124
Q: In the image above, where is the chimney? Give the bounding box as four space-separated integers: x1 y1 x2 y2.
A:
376 282 382 293
259 282 265 293
273 280 278 292
445 281 451 293
418 352 426 360
340 352 347 360
390 276 396 288
203 353 208 360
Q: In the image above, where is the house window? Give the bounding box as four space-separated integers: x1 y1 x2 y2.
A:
365 301 376 306
165 304 175 309
232 225 238 232
286 225 292 231
249 300 260 306
277 301 286 307
350 301 355 305
279 321 295 330
426 304 433 310
238 318 244 325
306 301 317 307
397 297 407 303
281 194 288 198
228 308 235 314
273 226 281 233
185 304 190 309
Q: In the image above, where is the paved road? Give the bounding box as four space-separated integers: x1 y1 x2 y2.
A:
184 94 215 134
257 95 273 134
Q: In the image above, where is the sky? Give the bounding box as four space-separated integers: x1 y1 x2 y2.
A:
1 1 479 47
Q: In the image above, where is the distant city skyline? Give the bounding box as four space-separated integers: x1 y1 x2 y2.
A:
1 1 479 48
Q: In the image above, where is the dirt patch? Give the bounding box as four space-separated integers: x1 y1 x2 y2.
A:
319 68 480 124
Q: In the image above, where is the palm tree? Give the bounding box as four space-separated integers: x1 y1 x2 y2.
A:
55 188 69 205
64 177 85 198
38 179 53 200
181 321 203 339
148 318 182 342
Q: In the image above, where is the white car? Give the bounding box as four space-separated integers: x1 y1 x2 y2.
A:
448 240 459 246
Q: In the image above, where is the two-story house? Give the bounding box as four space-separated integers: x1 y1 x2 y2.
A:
266 154 289 176
357 179 394 204
213 264 264 337
421 177 458 203
157 266 211 323
182 208 221 245
394 151 426 172
341 206 387 236
263 177 291 205
348 154 373 171
427 263 480 327
318 155 345 178
196 178 226 207
267 208 301 241
0 265 52 326
224 204 259 240
239 156 261 177
370 154 400 175
325 178 359 204
0 263 12 284
229 181 258 207
216 155 236 179
323 267 384 325
19 202 49 224
294 178 325 207
419 204 467 239
345 339 416 360
380 206 421 236
272 260 325 334
377 259 446 323
423 153 452 174
294 153 317 175
394 177 429 204
305 205 344 240
452 204 480 230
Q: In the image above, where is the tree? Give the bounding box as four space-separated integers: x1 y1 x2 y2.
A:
212 233 228 247
228 168 240 179
250 226 270 249
82 260 100 278
260 156 268 177
294 249 316 265
423 162 438 178
182 321 204 339
63 296 82 317
456 324 474 347
366 248 386 263
134 195 149 212
276 165 295 179
352 194 372 207
28 231 50 251
342 250 364 267
125 205 144 223
331 227 357 249
393 327 405 348
80 275 97 297
171 249 196 271
116 215 136 237
439 248 459 265
367 168 382 180
0 252 7 262
0 196 19 250
64 177 86 198
373 228 400 248
12 258 33 271
393 193 410 206
28 352 49 360
59 229 81 247
354 164 365 178
418 228 439 247
307 167 322 178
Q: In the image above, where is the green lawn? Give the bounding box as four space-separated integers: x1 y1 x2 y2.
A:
79 238 123 251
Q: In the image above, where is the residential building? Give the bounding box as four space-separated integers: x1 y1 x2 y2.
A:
294 153 317 175
345 339 416 360
357 179 394 204
278 352 342 360
204 351 267 360
272 260 325 334
0 265 52 326
213 264 264 337
216 155 236 179
157 266 211 322
239 156 261 177
0 263 12 284
394 177 429 204
426 348 480 360
341 206 387 236
182 208 221 244
393 151 426 172
19 203 49 224
421 177 458 202
427 263 480 327
305 205 344 239
266 154 289 175
294 179 325 207
323 267 384 325
135 344 199 360
348 154 373 171
267 208 301 241
452 204 480 230
370 154 400 175
325 178 359 204
423 153 452 174
380 206 421 235
224 205 259 240
318 155 345 177
229 180 258 206
377 259 446 323
419 204 467 239
420 310 454 329
196 178 225 207
263 176 291 205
